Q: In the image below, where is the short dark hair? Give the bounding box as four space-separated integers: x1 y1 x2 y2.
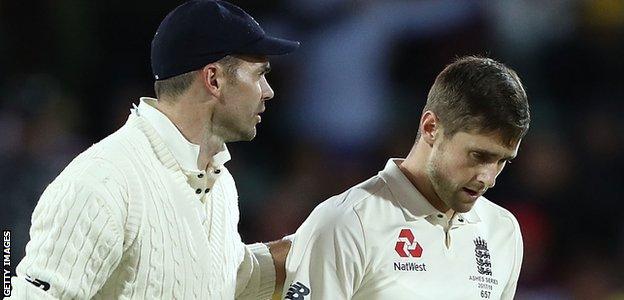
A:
422 56 530 146
219 55 243 83
154 70 198 99
153 55 241 99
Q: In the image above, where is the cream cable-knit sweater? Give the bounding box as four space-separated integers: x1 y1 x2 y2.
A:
10 111 275 299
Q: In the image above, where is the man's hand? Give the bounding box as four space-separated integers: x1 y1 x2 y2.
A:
266 239 291 293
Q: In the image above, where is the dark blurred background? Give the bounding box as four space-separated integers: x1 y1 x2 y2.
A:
1 0 623 299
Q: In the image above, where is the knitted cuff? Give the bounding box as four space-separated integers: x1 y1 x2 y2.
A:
247 242 276 299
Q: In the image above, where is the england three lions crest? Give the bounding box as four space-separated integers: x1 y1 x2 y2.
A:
474 237 492 276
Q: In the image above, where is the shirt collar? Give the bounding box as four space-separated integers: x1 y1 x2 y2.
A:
133 97 231 171
378 158 480 223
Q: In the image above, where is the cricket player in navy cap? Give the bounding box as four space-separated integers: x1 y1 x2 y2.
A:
11 1 299 299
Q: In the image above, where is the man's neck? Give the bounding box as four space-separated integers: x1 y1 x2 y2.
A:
197 134 224 170
154 97 223 171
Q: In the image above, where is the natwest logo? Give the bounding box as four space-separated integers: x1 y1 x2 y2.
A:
395 228 423 258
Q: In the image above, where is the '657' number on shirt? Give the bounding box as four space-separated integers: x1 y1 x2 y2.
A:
480 290 491 298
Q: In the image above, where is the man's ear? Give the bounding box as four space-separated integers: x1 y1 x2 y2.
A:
420 111 440 146
200 63 223 98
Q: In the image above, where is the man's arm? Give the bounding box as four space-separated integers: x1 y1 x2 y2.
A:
233 237 291 300
234 241 278 300
267 239 291 293
11 179 124 299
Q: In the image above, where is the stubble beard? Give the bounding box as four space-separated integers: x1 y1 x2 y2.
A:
426 154 460 213
216 76 257 142
216 118 256 143
212 104 257 143
237 125 257 141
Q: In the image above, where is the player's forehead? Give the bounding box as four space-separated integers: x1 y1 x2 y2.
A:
452 130 520 158
235 55 270 69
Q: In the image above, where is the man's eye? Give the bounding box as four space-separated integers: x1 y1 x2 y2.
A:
471 152 483 161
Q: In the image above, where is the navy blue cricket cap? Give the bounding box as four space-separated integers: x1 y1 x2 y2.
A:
151 0 300 80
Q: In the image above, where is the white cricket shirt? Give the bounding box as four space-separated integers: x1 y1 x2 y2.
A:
282 159 523 300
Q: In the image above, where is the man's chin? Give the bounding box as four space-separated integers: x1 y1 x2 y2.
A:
224 127 256 143
240 127 257 141
451 200 477 213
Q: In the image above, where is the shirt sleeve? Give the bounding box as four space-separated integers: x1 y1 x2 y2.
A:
235 242 276 300
500 217 524 300
10 178 125 299
281 199 366 300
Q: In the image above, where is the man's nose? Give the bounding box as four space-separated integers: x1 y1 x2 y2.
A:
476 166 497 189
261 77 274 101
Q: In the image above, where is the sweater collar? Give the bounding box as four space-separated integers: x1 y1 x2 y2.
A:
133 97 230 171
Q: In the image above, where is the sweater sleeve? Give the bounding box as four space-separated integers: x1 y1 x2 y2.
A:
11 178 125 299
234 242 276 300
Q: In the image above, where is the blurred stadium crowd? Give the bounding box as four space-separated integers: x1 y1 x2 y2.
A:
1 0 623 299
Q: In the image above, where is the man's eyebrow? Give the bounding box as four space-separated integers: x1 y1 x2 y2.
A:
502 154 516 161
472 148 516 161
259 63 271 74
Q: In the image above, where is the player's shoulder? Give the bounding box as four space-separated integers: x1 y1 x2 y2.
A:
96 120 151 159
473 196 521 232
302 175 389 230
54 123 147 187
324 174 387 209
